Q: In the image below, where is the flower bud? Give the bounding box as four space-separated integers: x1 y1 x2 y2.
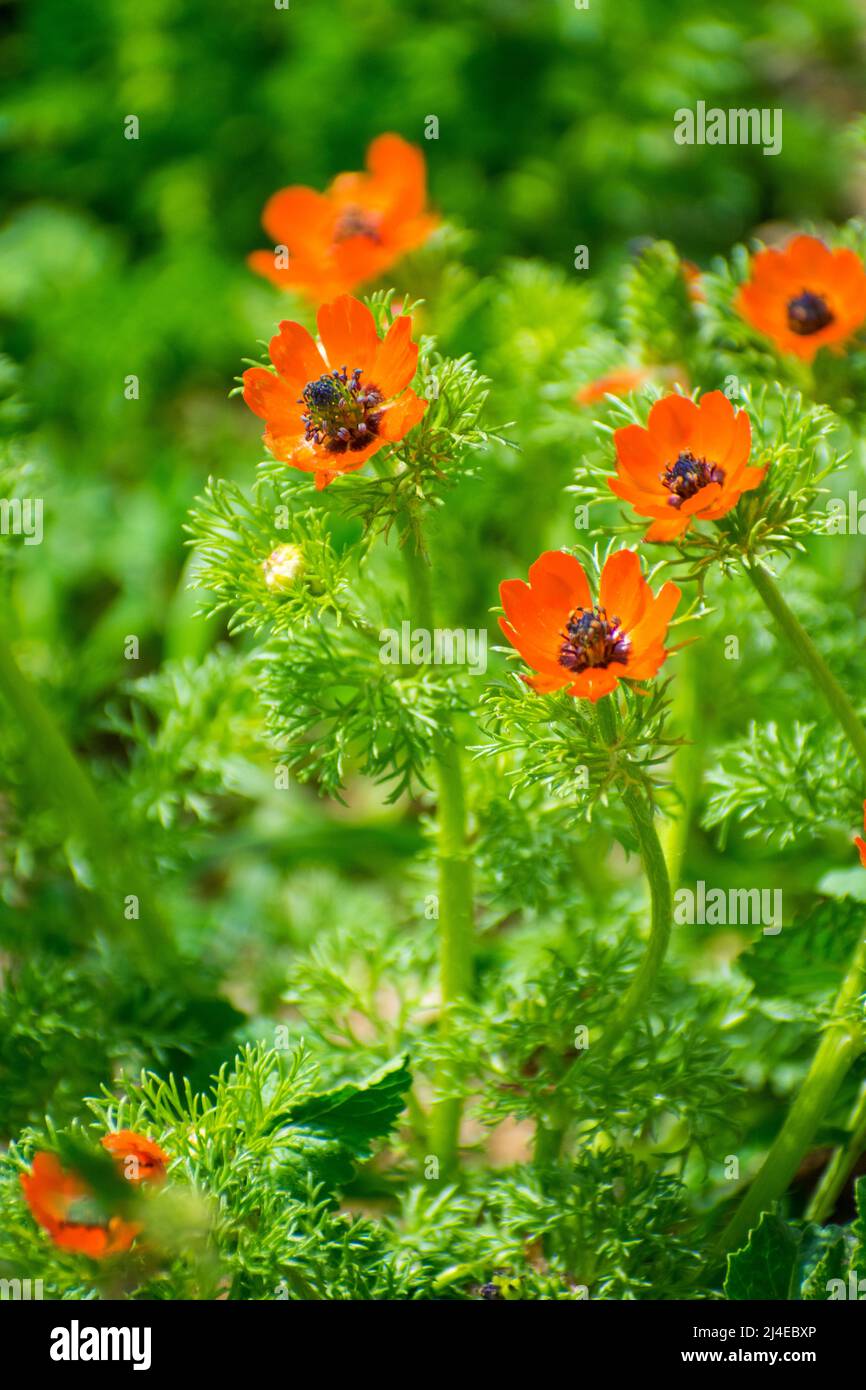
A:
262 544 304 592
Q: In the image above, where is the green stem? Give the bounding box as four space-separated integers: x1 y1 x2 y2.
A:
0 628 173 971
592 695 673 1061
745 559 866 776
806 1081 866 1225
0 633 116 865
549 697 672 1156
719 921 866 1253
533 1122 564 1166
659 640 700 890
401 523 474 1173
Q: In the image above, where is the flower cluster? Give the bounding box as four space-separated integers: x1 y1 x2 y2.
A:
497 233 866 705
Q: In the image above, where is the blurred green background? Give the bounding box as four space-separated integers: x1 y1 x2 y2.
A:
3 0 866 701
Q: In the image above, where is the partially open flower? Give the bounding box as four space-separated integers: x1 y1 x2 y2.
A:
101 1130 169 1185
575 364 688 406
499 548 681 703
854 802 866 867
249 134 438 304
262 543 305 592
21 1132 168 1257
242 294 428 490
609 390 764 543
736 235 866 362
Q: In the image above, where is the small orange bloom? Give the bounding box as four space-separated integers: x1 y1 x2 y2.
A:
101 1130 169 1184
609 390 764 543
854 802 866 867
736 235 866 362
20 1152 140 1258
243 293 427 490
576 367 654 406
21 1132 167 1258
499 548 681 703
249 134 438 304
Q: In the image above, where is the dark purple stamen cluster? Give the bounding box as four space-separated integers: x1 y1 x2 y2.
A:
787 289 834 336
661 451 725 509
334 206 382 243
300 367 384 454
559 606 631 673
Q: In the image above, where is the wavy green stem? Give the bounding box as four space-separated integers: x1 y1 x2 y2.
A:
593 696 673 1059
400 522 474 1173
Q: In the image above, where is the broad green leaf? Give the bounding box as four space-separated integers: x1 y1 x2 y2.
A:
724 1212 800 1300
267 1054 412 1189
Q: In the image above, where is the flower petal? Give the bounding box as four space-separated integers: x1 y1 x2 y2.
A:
317 295 379 373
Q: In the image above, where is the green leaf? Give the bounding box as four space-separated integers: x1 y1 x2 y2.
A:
724 1212 800 1300
267 1055 412 1189
852 1175 866 1283
801 1233 848 1300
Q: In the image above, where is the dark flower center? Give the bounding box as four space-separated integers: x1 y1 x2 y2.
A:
334 206 382 243
661 451 725 509
300 368 384 453
559 606 631 673
787 289 834 336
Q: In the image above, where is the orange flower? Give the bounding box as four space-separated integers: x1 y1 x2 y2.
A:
854 802 866 867
736 235 866 362
575 364 689 406
243 293 427 490
499 548 681 703
249 133 438 304
101 1130 169 1185
20 1131 167 1257
20 1152 140 1258
609 390 764 543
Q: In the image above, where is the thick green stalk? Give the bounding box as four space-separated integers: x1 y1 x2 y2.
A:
0 628 173 971
400 525 474 1172
720 922 866 1253
807 1082 866 1224
745 559 866 776
593 695 673 1059
0 632 117 865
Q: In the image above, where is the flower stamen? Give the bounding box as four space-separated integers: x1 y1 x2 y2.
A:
334 206 382 243
559 606 631 673
787 289 834 336
299 368 384 453
661 451 725 509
